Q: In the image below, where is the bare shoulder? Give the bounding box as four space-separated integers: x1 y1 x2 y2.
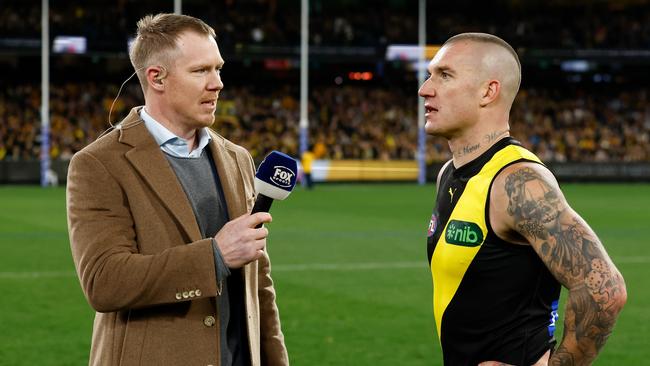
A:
489 162 562 242
491 160 563 209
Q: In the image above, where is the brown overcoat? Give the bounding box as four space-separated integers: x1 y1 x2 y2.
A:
67 107 289 366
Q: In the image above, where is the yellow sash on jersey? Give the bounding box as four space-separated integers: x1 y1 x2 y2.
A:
431 145 542 340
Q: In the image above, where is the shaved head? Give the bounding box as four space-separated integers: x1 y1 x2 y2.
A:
443 33 521 106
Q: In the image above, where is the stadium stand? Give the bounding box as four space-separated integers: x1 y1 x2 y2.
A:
1 83 648 163
1 0 650 183
3 0 650 48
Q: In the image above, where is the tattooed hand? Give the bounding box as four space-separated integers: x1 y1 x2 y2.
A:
492 163 627 366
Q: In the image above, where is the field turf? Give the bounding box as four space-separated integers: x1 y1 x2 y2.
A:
0 183 648 365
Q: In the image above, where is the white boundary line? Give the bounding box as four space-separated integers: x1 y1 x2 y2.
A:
0 270 76 279
0 256 647 279
273 261 425 272
273 256 650 271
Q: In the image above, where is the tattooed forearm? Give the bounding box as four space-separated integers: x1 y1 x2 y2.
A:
549 345 574 366
569 286 617 348
504 167 627 365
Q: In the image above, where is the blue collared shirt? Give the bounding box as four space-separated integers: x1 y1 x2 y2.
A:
140 108 212 158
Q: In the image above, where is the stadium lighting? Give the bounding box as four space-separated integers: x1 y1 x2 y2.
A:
347 72 373 81
561 60 590 73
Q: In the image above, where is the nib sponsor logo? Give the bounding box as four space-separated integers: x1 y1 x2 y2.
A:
271 166 295 188
445 220 484 247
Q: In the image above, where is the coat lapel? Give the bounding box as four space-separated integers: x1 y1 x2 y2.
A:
207 131 256 313
209 131 259 318
207 132 249 220
119 108 202 243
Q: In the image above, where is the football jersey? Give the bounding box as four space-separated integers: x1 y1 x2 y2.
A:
426 137 561 365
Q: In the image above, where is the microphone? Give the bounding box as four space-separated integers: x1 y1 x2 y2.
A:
251 151 298 227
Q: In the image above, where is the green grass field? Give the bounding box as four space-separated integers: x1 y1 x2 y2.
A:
0 183 648 365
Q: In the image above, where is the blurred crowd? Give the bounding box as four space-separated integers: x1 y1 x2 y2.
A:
0 83 142 161
2 83 649 163
3 0 650 50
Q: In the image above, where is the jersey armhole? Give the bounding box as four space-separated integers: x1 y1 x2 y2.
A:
484 159 545 245
436 159 454 194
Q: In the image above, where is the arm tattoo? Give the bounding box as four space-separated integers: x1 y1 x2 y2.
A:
549 345 574 365
504 167 625 365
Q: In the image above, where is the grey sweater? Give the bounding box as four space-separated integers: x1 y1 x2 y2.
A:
166 149 250 366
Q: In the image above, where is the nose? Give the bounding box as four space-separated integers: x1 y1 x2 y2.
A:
418 78 434 98
207 70 223 91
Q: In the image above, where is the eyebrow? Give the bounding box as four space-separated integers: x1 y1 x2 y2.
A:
432 65 454 75
189 61 225 69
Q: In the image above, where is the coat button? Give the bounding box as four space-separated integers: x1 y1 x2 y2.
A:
182 291 189 299
203 316 216 327
175 292 182 300
189 290 195 298
195 289 202 297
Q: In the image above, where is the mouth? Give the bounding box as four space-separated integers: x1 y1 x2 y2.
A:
201 99 217 108
424 104 438 114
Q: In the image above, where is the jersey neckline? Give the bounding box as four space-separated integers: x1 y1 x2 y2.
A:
451 137 521 180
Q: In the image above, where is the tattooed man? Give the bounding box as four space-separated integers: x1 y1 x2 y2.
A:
420 33 626 366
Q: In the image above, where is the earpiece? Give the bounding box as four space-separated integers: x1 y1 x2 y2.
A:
154 66 167 85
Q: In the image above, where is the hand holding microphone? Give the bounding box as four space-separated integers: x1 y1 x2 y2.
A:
215 151 297 268
215 212 272 268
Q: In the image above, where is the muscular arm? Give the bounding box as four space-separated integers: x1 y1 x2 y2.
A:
492 163 627 365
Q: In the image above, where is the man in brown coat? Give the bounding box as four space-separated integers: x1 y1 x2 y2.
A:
67 14 289 366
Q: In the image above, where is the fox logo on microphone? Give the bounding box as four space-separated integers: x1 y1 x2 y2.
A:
251 151 298 221
271 166 295 188
254 151 298 201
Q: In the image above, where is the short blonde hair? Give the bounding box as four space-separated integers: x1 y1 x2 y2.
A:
444 32 521 92
129 13 216 91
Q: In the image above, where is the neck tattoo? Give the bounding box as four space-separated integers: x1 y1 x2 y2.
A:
483 130 509 145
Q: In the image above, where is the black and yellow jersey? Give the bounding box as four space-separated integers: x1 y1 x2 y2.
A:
426 137 561 365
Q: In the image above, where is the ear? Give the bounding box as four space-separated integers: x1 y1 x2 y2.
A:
145 66 166 91
479 79 500 107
